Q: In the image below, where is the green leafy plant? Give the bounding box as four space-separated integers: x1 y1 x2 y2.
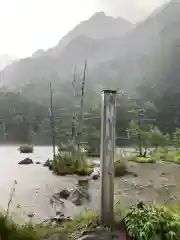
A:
125 202 180 240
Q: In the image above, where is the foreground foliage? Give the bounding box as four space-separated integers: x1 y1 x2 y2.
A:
0 214 37 240
0 211 98 240
36 211 98 238
126 202 180 240
1 203 180 240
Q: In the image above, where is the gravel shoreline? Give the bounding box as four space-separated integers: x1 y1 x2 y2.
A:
9 161 180 223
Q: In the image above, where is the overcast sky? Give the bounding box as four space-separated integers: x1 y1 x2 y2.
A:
0 0 170 57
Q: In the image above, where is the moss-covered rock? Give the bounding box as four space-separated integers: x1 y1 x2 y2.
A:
19 145 33 153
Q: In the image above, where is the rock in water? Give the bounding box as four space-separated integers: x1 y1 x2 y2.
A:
18 158 33 165
50 193 65 206
78 178 89 188
90 167 100 180
43 159 52 168
91 172 99 180
59 189 71 199
69 187 90 206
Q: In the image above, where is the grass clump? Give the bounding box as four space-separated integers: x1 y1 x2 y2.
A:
0 211 98 240
163 202 180 214
116 148 180 165
126 202 180 240
151 149 180 164
0 214 38 240
131 156 156 163
117 154 156 164
163 151 180 164
52 151 93 176
2 201 180 240
35 211 98 239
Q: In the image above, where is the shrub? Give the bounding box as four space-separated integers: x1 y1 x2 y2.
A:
159 150 180 163
115 160 128 177
126 202 180 240
75 167 93 176
151 151 165 161
164 151 177 162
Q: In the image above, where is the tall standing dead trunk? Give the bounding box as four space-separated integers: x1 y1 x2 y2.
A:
72 66 77 147
49 82 56 160
77 60 87 151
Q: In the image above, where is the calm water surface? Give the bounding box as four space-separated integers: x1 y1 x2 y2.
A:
0 145 67 222
0 145 136 222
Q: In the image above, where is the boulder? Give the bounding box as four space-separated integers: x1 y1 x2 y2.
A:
90 167 100 180
78 179 89 188
69 187 90 206
18 158 33 165
19 145 33 153
50 193 65 206
91 172 99 180
79 227 118 240
50 212 72 224
43 159 52 168
59 189 71 199
27 212 35 218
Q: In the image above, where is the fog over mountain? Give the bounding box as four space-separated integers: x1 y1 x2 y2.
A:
0 0 170 57
0 0 179 93
97 0 171 22
0 0 179 146
0 12 133 88
0 54 17 71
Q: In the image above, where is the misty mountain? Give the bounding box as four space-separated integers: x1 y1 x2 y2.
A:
90 0 180 90
45 11 133 56
0 12 133 88
1 0 180 92
0 54 17 71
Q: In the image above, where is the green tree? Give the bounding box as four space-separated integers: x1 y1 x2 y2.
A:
172 128 180 150
127 120 144 156
149 126 170 151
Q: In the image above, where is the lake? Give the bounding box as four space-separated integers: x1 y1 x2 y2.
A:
0 145 105 223
0 145 64 222
0 145 138 223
